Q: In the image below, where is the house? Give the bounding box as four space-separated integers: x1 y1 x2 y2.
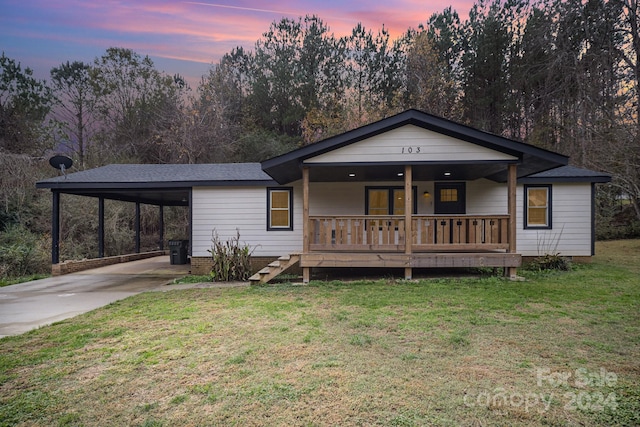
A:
36 109 611 282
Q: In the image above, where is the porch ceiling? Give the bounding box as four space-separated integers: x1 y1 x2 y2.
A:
308 162 511 182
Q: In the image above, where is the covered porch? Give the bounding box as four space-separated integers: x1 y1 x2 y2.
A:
259 110 572 283
299 164 521 282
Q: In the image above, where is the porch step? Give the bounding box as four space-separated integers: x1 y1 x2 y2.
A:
249 253 301 284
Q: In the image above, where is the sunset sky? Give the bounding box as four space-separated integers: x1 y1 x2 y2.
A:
1 0 472 86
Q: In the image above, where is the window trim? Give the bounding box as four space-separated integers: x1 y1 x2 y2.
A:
364 186 417 215
524 184 552 229
267 187 293 231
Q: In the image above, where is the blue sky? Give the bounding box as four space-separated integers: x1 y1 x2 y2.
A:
1 0 472 87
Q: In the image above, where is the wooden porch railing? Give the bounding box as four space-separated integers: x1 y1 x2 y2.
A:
308 215 510 252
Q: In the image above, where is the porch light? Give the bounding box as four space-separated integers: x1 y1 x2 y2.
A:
444 171 452 176
348 173 356 177
397 172 403 177
423 191 431 198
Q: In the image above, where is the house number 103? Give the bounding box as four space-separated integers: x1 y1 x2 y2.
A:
401 146 421 154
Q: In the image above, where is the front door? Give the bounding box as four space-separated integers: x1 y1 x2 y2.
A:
434 182 466 214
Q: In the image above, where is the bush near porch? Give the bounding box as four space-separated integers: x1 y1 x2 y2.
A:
1 240 638 426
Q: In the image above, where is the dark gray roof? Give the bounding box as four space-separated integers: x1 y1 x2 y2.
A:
37 163 273 186
520 166 611 183
36 163 276 206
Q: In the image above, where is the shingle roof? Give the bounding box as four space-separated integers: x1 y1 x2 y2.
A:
520 165 611 183
35 163 276 206
37 163 273 186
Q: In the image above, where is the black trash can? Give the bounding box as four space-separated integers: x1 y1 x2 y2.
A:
169 240 189 265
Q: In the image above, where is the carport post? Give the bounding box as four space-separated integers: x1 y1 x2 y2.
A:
52 191 60 264
98 197 105 258
159 204 164 250
135 202 141 253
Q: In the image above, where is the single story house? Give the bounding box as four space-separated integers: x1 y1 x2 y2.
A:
36 109 611 282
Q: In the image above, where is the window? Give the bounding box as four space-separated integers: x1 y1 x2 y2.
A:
434 182 466 214
365 187 417 215
440 188 458 202
524 185 552 229
267 187 293 230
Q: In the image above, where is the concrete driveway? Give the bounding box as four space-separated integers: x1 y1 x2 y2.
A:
0 256 190 338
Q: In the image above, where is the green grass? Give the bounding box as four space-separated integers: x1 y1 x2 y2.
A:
0 241 638 426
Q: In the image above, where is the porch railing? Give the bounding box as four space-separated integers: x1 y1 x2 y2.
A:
308 215 510 252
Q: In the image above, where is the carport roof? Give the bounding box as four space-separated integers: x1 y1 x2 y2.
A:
36 163 275 206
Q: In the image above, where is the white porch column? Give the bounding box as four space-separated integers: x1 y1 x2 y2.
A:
302 166 310 283
404 165 413 280
508 163 518 278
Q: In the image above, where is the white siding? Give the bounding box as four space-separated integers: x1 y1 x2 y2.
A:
304 124 517 164
192 185 303 257
466 179 508 215
516 183 592 256
191 181 593 258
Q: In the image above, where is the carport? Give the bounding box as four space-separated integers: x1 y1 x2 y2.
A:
36 163 273 268
36 164 191 264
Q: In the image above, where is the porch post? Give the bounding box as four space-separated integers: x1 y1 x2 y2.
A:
98 197 105 258
52 191 60 265
508 163 518 278
404 165 413 280
302 166 310 283
135 202 141 254
159 204 164 250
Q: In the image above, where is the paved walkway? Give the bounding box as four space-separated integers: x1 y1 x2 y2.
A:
0 256 192 338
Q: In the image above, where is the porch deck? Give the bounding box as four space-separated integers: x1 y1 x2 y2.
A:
300 252 521 269
301 215 520 270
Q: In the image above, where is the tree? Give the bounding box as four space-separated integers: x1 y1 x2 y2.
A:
168 59 244 163
0 53 54 155
90 47 186 164
404 30 461 119
50 61 96 168
250 18 305 136
459 0 520 134
346 24 378 120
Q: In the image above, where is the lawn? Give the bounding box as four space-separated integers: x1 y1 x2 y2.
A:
1 241 639 426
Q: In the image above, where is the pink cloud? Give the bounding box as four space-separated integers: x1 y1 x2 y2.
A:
1 0 476 85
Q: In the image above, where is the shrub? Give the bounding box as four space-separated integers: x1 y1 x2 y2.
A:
526 253 571 272
0 224 49 279
208 229 253 281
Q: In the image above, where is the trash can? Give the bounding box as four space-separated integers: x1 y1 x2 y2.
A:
169 240 189 265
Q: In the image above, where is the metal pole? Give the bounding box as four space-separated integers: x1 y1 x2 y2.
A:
52 191 60 264
135 202 141 253
98 197 105 258
159 204 164 250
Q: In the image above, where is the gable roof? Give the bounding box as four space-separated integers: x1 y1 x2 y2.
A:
262 109 569 184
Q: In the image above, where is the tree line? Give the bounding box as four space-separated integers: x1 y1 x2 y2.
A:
1 0 639 278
